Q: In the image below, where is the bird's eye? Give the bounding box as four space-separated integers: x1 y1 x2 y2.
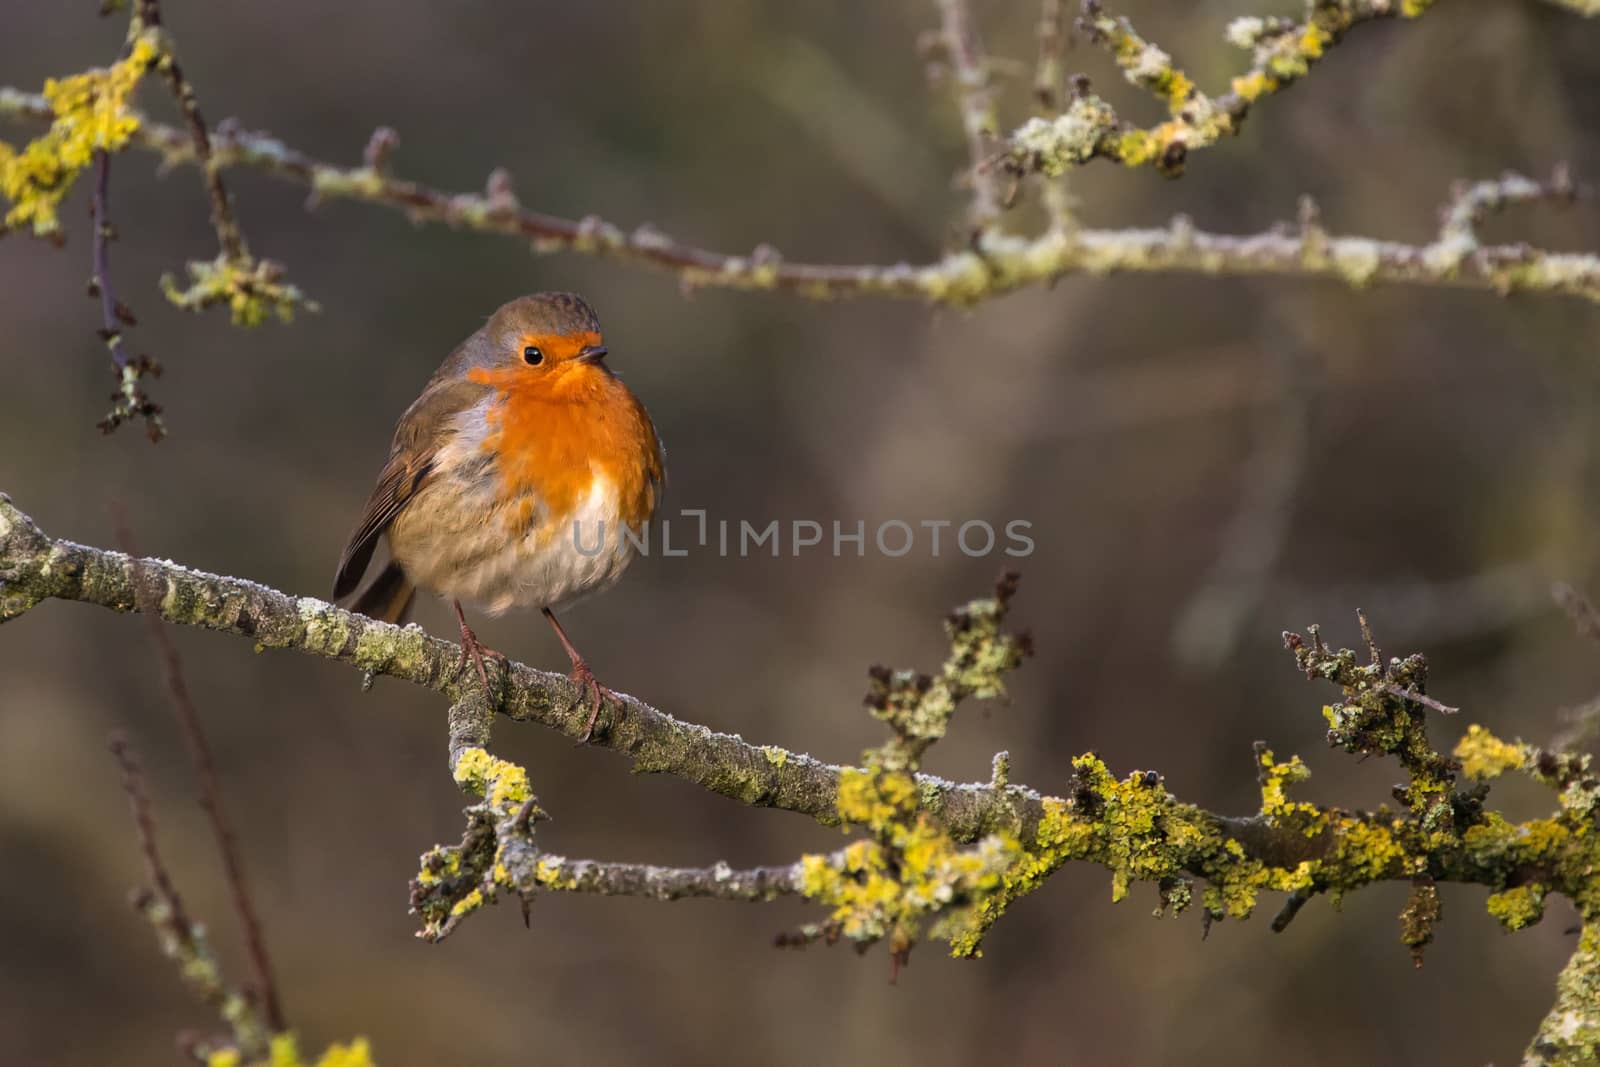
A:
522 345 544 366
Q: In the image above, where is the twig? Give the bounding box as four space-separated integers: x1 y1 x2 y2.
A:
1034 0 1068 111
1269 889 1311 932
106 732 271 1058
89 150 164 440
131 0 249 262
1357 607 1383 672
108 731 190 930
1376 682 1458 716
521 857 803 902
1438 167 1584 248
933 0 1003 230
112 505 285 1035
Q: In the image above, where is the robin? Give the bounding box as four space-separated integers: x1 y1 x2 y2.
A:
333 292 664 739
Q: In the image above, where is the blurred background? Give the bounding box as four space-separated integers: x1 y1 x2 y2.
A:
3 1 1599 1064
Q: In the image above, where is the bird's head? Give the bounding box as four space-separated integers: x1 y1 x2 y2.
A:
470 292 611 394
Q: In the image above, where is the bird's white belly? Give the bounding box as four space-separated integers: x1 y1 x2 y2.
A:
388 411 642 616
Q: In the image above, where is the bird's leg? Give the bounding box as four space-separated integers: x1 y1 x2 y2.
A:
453 600 506 695
542 607 613 742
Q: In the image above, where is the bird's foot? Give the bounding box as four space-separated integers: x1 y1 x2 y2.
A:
454 620 508 697
568 660 616 743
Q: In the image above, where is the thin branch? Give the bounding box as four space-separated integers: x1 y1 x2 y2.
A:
525 856 803 902
108 731 191 930
113 506 285 1034
1377 681 1459 716
106 733 271 1059
1006 0 1414 180
0 89 1592 304
1522 923 1600 1067
5 90 1597 307
1439 167 1585 246
131 0 248 262
89 150 164 440
932 0 1002 230
1034 0 1068 111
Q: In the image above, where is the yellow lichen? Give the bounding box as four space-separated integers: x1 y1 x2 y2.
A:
0 35 159 234
449 887 485 919
1257 748 1315 819
1454 724 1527 780
1159 70 1195 113
161 252 315 327
207 1034 374 1067
1329 819 1406 883
451 747 495 795
1115 128 1157 167
762 745 788 768
535 856 576 889
450 746 531 809
802 760 1022 954
1487 884 1547 931
836 767 916 831
1230 70 1277 102
1297 23 1330 59
413 848 462 888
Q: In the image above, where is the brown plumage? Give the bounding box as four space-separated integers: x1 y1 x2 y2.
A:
334 292 664 738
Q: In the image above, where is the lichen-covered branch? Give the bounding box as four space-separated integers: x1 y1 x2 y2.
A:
2 98 1595 306
998 0 1420 179
999 0 1596 183
412 737 807 939
1526 924 1600 1066
0 3 311 330
0 489 1585 892
6 492 1600 1056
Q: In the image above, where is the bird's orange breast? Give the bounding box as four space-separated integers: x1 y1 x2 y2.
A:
466 364 663 535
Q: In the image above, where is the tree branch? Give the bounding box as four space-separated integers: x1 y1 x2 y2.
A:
2 92 1594 304
6 493 1600 1057
0 489 1586 890
1524 923 1600 1067
931 0 1003 230
523 856 804 903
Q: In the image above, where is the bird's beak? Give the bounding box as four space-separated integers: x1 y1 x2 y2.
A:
577 344 609 364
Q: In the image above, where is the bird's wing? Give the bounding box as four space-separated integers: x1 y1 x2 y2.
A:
332 375 490 599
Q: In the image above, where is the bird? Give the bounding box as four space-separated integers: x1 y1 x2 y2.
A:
333 292 664 739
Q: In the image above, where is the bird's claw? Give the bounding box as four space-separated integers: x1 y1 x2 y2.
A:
454 630 508 697
570 662 615 744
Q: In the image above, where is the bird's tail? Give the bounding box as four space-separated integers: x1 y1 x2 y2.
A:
351 562 417 625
